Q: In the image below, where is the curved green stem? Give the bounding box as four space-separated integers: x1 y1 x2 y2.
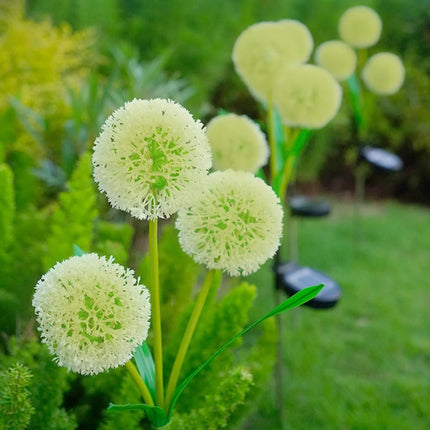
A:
125 361 155 406
149 218 164 409
164 269 218 409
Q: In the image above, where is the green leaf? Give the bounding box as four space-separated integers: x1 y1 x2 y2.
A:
346 74 365 130
167 284 324 419
107 403 168 428
73 244 85 256
290 129 313 158
217 108 230 116
133 341 156 400
271 170 283 198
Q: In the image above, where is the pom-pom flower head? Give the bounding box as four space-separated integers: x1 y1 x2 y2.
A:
176 170 283 276
362 52 405 95
206 113 269 173
274 64 342 129
338 6 382 48
315 40 357 81
232 20 313 103
93 98 212 220
33 254 151 375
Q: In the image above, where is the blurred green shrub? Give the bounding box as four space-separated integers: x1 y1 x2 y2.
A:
42 152 97 270
317 59 430 202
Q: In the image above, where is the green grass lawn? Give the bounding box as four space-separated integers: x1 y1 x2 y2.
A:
241 199 430 430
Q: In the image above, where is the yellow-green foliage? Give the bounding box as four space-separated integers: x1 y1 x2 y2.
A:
0 364 34 430
0 1 93 113
0 0 95 157
42 152 97 270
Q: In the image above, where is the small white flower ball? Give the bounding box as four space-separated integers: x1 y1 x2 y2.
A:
315 40 357 81
93 98 212 220
362 52 405 95
33 254 151 375
206 113 269 173
176 170 283 276
339 6 382 49
232 20 313 103
274 64 342 129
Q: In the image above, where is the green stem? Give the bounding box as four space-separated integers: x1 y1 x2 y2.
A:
164 269 218 409
279 155 295 206
267 97 277 182
149 218 164 409
125 361 155 406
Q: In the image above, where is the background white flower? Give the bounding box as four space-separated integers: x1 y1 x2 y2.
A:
232 20 313 103
315 40 357 81
338 6 382 48
33 254 151 375
176 170 283 276
362 52 405 95
93 98 212 220
206 113 269 173
274 64 342 129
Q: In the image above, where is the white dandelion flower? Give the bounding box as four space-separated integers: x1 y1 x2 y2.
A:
206 113 269 173
338 6 382 49
33 254 151 375
176 170 283 276
232 20 313 103
274 64 342 129
315 40 357 81
93 98 212 220
362 52 405 95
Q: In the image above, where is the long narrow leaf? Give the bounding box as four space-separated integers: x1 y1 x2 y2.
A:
290 129 313 158
167 284 324 419
107 403 167 427
73 244 85 256
346 74 365 130
134 341 156 400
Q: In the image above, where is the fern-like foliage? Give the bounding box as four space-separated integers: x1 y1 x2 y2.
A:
2 337 77 430
42 151 97 270
1 207 49 330
0 363 34 430
170 367 254 430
